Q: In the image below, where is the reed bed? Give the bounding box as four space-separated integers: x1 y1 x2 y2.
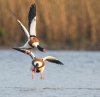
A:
0 0 100 50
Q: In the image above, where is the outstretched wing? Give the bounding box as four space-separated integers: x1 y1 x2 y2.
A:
43 56 64 65
10 10 30 39
28 3 36 37
13 48 35 59
17 20 30 39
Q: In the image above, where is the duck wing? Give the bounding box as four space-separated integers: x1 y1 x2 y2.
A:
28 3 36 37
13 48 35 59
17 19 30 39
43 56 64 65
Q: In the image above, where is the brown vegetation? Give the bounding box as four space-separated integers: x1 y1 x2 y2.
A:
0 0 100 50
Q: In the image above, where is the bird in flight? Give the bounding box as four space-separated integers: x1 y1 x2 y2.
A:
11 3 46 53
13 48 64 80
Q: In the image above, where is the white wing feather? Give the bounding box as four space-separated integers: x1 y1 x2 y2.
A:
43 56 57 61
29 17 36 36
43 56 64 65
17 19 30 39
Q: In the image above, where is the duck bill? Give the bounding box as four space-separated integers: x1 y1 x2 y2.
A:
37 45 46 52
34 68 37 73
34 64 39 73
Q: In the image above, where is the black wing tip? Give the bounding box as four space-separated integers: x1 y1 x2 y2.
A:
12 47 19 50
54 59 64 65
12 47 21 51
61 63 64 65
12 47 25 53
30 3 36 12
28 3 36 28
58 61 64 65
31 3 36 8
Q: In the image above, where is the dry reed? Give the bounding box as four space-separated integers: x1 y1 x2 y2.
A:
0 0 100 50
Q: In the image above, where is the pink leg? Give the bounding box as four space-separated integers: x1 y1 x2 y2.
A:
32 71 34 79
40 73 44 80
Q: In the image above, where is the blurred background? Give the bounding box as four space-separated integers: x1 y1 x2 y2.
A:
0 0 100 50
0 1 100 97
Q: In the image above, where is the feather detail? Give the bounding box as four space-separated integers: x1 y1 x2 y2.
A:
43 56 64 65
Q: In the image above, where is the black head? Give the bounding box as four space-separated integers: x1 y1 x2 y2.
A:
35 63 39 68
37 45 46 53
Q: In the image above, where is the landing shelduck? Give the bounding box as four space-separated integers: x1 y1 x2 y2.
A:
13 48 64 80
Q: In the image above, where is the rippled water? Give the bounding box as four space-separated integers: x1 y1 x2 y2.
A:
0 50 100 97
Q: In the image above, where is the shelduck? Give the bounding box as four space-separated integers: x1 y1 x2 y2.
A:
11 3 46 52
13 48 64 79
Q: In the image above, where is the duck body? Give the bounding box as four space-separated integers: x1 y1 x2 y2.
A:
31 58 45 79
32 58 45 73
28 37 39 47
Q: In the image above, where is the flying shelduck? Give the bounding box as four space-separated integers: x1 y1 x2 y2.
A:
11 3 46 53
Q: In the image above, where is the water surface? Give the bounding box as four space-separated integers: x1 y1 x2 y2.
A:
0 50 100 97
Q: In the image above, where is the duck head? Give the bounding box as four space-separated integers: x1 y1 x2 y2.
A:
32 58 45 72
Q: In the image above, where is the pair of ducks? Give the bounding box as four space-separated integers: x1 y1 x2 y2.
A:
13 3 64 79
